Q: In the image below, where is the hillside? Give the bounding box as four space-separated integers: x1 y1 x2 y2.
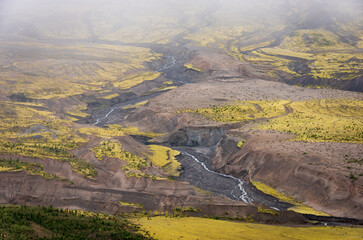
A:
0 0 362 239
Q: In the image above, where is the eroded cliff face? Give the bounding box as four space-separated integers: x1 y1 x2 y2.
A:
0 157 256 215
210 133 363 219
0 132 244 215
169 127 225 147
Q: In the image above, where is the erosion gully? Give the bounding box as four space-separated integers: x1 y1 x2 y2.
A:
91 54 362 226
92 55 292 209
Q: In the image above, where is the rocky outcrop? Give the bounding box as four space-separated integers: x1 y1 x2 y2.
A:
169 127 224 147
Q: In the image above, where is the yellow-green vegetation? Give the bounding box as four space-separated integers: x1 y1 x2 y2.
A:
162 80 173 85
261 47 314 60
0 101 84 141
79 125 163 140
67 105 89 118
237 139 245 148
251 180 329 216
102 93 119 100
193 187 212 196
77 125 125 138
181 100 289 122
0 158 67 181
136 216 363 240
0 102 96 178
0 41 160 99
309 52 362 80
118 201 143 209
113 72 161 89
220 42 245 62
147 145 181 177
0 141 97 178
142 86 178 96
242 29 363 81
257 207 279 216
121 126 165 138
247 49 301 76
184 64 202 72
280 29 353 52
92 140 149 173
122 100 148 110
258 99 363 143
240 41 275 52
184 27 237 47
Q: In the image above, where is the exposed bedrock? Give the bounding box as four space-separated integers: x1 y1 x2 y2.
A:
210 138 363 219
169 127 225 147
124 109 182 133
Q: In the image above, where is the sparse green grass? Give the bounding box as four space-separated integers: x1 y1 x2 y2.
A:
280 29 352 52
309 52 362 80
67 105 90 118
258 99 363 143
120 126 165 138
135 216 363 240
185 99 363 144
247 50 300 76
251 180 329 216
118 201 143 209
0 41 161 99
102 93 119 99
184 64 202 72
243 29 363 81
257 207 279 216
261 48 314 60
240 41 275 52
77 125 125 138
0 158 67 181
142 86 177 96
180 100 289 122
114 72 161 89
0 102 96 178
193 187 212 196
122 100 148 110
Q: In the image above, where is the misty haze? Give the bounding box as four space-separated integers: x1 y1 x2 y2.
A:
0 0 362 239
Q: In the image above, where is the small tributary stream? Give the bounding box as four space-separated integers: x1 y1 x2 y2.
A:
182 152 253 203
93 56 178 126
91 55 291 210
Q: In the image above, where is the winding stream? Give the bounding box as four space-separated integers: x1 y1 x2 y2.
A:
183 152 253 203
92 55 254 204
93 108 115 125
93 56 177 125
156 56 176 72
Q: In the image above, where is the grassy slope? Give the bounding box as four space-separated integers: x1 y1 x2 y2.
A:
258 99 363 143
135 216 363 240
147 145 181 177
251 181 329 216
0 42 160 100
181 99 363 144
0 102 97 178
181 100 289 122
